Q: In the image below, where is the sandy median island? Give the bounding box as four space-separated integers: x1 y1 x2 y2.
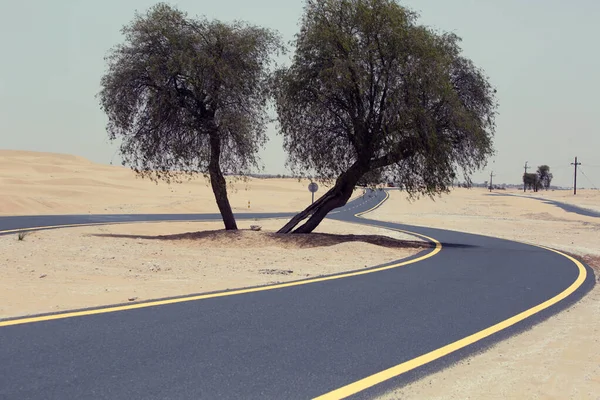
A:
0 218 427 319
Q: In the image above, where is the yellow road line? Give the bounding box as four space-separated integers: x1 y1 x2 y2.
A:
0 230 440 327
313 244 588 399
0 194 439 327
0 219 250 234
0 217 292 235
355 191 390 217
0 191 382 236
1 191 587 398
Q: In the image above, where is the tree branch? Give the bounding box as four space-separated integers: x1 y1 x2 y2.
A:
370 142 416 169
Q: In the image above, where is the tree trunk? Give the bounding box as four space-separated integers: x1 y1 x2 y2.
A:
278 163 367 234
209 134 238 230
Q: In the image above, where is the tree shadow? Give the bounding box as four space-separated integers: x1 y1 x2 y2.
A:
91 229 434 250
437 242 479 249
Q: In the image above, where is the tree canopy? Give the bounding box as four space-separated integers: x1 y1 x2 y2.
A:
98 3 281 229
537 165 553 190
523 172 541 192
274 0 498 233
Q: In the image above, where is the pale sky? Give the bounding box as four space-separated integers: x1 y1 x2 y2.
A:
1 0 599 188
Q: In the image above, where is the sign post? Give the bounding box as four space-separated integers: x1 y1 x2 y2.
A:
308 181 319 204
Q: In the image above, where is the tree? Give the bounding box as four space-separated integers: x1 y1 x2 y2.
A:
523 172 541 192
274 0 497 233
537 165 553 190
357 168 385 187
98 3 281 230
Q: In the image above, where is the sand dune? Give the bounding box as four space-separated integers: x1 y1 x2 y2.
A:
1 150 419 318
0 149 348 216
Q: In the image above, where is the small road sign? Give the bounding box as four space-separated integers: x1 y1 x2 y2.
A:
308 182 319 204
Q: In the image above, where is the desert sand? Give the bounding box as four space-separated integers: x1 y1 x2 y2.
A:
1 150 427 319
0 218 425 319
0 149 360 215
2 150 599 398
513 188 600 214
370 188 600 257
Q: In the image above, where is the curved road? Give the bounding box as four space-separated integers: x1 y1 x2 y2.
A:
0 190 594 399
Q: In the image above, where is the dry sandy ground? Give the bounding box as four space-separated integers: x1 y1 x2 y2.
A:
371 188 600 257
0 149 359 215
515 188 600 213
3 150 600 398
369 188 600 400
1 150 415 319
0 218 426 319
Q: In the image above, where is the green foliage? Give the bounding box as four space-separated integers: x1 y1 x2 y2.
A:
357 168 385 187
522 166 552 192
523 172 542 192
98 3 282 183
273 0 498 200
537 165 553 190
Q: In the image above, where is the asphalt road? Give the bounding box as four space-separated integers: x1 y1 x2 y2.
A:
0 190 594 399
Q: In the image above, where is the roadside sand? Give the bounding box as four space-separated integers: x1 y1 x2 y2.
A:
515 188 600 213
370 188 600 400
2 150 600 398
0 149 359 215
0 218 426 319
370 188 600 257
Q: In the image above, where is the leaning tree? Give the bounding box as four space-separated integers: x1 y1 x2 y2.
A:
274 0 498 233
98 3 281 230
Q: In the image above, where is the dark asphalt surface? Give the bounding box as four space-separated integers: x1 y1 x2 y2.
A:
0 190 594 399
0 211 294 235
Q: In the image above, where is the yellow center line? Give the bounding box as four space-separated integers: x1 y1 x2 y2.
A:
1 191 584 399
0 220 207 235
312 245 588 399
0 194 440 327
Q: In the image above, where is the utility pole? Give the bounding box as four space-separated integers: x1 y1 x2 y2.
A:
489 171 495 192
571 156 581 195
523 161 530 192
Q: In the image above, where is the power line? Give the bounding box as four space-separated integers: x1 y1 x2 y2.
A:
579 168 598 190
547 165 571 170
